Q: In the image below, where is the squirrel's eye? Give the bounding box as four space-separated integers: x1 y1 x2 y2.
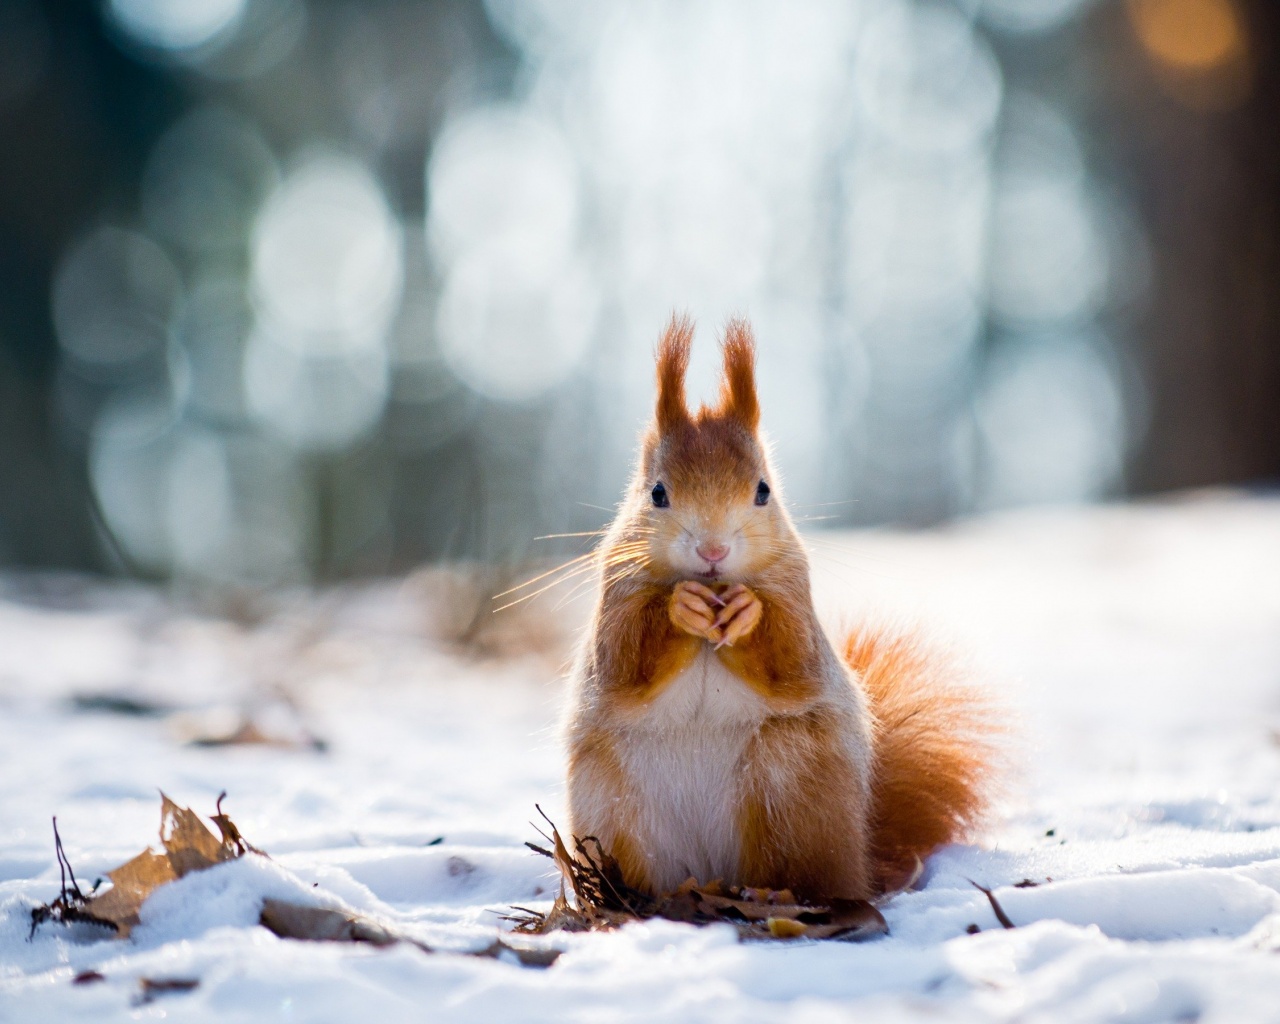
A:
651 481 669 508
755 480 770 506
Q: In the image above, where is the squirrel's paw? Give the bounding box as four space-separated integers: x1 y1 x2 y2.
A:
669 581 726 643
713 584 762 649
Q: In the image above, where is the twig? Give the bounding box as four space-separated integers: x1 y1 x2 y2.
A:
969 880 1016 929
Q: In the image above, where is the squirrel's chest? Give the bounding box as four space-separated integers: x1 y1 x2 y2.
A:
615 648 768 890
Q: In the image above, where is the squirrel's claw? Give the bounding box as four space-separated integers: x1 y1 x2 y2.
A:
714 586 763 647
669 581 723 642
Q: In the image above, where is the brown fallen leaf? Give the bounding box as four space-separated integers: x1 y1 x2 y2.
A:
511 808 888 942
188 717 327 752
259 899 406 948
159 793 238 876
261 899 562 968
472 939 562 968
33 796 561 968
81 850 176 936
72 693 169 717
136 977 199 1005
767 917 808 938
33 793 262 939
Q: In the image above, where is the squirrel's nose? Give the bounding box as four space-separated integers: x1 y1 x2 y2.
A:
696 541 730 564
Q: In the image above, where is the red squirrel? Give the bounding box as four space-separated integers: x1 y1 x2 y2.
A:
565 315 996 901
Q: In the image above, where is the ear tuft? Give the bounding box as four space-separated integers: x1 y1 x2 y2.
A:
719 318 760 432
655 313 694 432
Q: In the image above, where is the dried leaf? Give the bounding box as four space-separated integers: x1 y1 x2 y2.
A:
210 792 266 858
259 898 407 948
738 886 795 904
261 899 556 967
187 718 326 751
694 892 799 922
792 899 889 941
72 693 169 717
160 792 234 876
767 917 808 938
514 811 888 942
472 939 562 968
34 794 262 941
136 977 199 1005
83 849 176 937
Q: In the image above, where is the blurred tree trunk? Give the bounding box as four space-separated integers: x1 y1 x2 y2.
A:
1103 0 1280 491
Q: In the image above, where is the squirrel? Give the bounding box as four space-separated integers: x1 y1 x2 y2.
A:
564 314 997 902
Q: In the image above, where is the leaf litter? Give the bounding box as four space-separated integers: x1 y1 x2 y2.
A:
31 791 891 1001
32 792 265 939
30 792 561 984
508 807 888 942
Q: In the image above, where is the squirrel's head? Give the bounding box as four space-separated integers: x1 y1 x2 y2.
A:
625 315 796 585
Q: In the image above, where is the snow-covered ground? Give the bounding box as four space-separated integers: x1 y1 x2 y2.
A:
2 491 1279 1022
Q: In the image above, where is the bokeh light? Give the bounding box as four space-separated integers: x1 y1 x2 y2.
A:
30 0 1159 582
853 3 1002 154
1127 0 1246 71
164 426 309 583
427 109 579 268
990 178 1108 324
252 152 403 354
173 276 252 422
141 106 277 255
975 336 1126 506
89 394 178 571
428 108 597 402
107 0 246 52
980 0 1096 35
243 326 391 451
52 227 182 368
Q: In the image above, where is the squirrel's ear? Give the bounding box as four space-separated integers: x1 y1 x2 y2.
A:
655 313 693 432
719 318 760 432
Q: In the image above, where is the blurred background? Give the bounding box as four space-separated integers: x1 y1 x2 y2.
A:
0 0 1276 586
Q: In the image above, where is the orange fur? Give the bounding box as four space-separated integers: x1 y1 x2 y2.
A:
718 318 760 431
844 626 1001 892
737 708 873 900
655 314 693 433
712 579 824 708
565 726 653 891
594 581 701 707
566 314 998 904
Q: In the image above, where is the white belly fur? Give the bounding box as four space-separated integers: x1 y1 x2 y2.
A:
616 647 770 893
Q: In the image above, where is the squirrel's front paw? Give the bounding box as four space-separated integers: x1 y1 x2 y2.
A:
669 581 726 643
713 584 762 649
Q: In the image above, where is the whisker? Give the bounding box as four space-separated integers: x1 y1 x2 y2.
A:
553 575 604 611
493 564 599 613
492 553 595 599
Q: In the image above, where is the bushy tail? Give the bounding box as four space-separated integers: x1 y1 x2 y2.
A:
843 626 1002 893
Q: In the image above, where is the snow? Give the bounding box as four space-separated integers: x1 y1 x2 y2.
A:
2 491 1280 1022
